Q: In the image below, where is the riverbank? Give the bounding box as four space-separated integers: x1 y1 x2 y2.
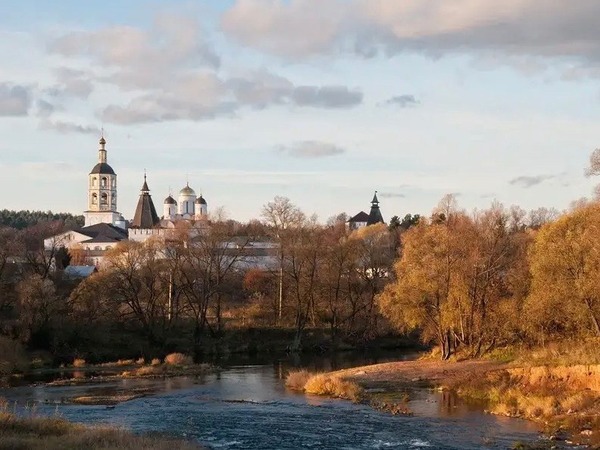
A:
0 411 203 450
321 356 600 447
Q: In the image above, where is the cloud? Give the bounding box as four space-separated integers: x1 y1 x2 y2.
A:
378 192 406 198
384 94 419 108
100 70 361 124
221 0 600 76
509 174 556 188
50 14 220 92
277 141 346 158
48 15 362 125
45 68 94 99
292 85 362 108
39 119 101 135
36 99 55 118
0 83 32 116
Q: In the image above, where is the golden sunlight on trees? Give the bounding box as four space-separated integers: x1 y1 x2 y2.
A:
526 203 600 340
379 198 530 359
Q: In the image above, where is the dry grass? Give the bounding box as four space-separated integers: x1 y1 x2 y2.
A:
285 370 311 391
0 412 204 450
285 370 364 403
304 374 364 403
151 358 162 366
450 363 600 443
164 353 193 366
136 357 145 365
72 358 86 368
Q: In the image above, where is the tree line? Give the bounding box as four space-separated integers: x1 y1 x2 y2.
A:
0 191 597 364
0 209 84 230
379 194 600 359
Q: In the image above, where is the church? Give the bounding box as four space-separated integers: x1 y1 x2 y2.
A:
45 136 210 265
45 136 386 267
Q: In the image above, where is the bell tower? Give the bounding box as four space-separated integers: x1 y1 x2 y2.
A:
84 135 123 227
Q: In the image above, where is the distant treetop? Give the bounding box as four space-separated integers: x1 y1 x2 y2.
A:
0 209 84 230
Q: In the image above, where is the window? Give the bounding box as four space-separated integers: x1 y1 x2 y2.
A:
92 177 96 187
91 193 98 205
101 177 107 188
101 193 108 205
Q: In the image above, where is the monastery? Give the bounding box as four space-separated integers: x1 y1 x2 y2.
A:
45 137 385 267
46 137 210 265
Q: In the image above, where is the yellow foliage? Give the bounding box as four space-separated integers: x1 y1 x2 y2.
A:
164 353 193 366
526 203 600 339
285 370 311 391
303 374 363 403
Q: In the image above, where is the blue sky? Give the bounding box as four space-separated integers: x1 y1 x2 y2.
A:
1 0 599 222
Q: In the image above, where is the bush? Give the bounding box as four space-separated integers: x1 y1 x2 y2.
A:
304 374 364 403
72 358 86 368
164 353 192 366
0 337 28 374
151 358 162 366
285 370 311 391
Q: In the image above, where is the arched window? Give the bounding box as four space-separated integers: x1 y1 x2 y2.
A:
101 193 108 205
101 177 107 188
92 177 96 187
91 193 98 205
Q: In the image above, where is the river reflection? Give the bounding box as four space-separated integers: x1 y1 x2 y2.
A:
0 353 546 450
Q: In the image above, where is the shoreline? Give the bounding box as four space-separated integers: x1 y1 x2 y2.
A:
320 358 600 447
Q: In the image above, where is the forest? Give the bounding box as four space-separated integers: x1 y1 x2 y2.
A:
0 187 597 370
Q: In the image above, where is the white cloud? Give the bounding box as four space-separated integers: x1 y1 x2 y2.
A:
0 83 31 116
221 0 600 75
277 141 345 158
383 94 419 107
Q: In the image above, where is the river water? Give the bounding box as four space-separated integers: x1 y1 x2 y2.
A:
0 354 546 449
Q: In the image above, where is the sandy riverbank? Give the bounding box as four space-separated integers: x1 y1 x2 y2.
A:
322 358 600 447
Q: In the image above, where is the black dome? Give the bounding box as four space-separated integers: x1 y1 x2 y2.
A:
195 195 207 205
164 195 177 205
90 162 116 175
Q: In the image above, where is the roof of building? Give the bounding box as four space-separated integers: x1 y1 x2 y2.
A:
367 191 384 225
164 195 177 205
180 183 196 196
90 162 116 175
64 266 97 278
349 211 370 223
131 178 161 229
81 235 120 244
78 222 128 241
195 195 207 205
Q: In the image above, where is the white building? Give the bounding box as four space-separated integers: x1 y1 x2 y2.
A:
83 137 125 228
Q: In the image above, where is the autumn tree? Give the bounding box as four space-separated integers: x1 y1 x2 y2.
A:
98 239 172 345
379 196 528 359
16 274 64 347
526 203 600 340
261 196 305 324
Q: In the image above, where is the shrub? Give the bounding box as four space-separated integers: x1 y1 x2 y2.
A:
285 370 311 391
0 337 28 374
304 374 363 403
164 353 193 366
151 358 162 366
136 357 145 365
72 358 86 368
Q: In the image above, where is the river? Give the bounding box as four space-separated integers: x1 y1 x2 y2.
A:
0 353 547 449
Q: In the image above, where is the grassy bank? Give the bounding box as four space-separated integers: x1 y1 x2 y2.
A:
448 365 600 433
294 343 600 446
0 412 203 450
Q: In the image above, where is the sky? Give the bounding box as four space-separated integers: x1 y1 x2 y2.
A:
1 0 600 222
